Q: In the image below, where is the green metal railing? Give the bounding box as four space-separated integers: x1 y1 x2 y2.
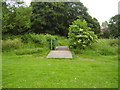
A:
50 38 58 50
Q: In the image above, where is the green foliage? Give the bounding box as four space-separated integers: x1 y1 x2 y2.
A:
101 21 111 38
2 2 32 35
31 2 68 36
57 36 69 46
2 34 52 51
21 33 58 49
84 16 100 36
2 1 100 36
68 18 97 49
100 21 110 38
102 21 108 27
91 18 100 36
100 14 120 38
31 2 100 36
82 39 118 56
92 39 118 55
21 33 48 45
108 14 120 38
15 48 45 55
2 34 68 51
21 33 69 50
101 30 110 39
2 38 22 51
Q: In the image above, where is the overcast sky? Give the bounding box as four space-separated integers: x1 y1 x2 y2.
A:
23 0 119 25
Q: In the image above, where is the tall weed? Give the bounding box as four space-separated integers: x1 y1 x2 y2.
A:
15 48 47 55
2 38 22 51
72 39 118 56
21 33 55 47
86 39 118 55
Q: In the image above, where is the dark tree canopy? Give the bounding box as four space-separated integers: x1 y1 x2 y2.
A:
2 1 32 35
2 1 100 37
108 14 120 38
30 2 100 36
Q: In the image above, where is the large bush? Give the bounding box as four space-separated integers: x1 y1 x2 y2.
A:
68 18 97 49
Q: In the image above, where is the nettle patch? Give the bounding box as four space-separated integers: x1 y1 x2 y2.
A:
68 18 97 49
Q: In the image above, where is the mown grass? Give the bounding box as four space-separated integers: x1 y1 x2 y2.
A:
2 34 118 88
2 50 118 88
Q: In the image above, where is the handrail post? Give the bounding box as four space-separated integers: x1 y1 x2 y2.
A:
50 38 52 50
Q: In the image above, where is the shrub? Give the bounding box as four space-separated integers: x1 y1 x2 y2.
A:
2 38 22 51
21 33 46 45
68 18 97 49
85 39 118 55
21 33 59 50
57 36 69 46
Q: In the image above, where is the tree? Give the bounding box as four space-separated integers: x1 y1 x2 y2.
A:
68 17 97 49
102 21 108 27
2 2 10 34
64 2 100 36
2 1 101 36
108 14 120 38
90 18 100 36
100 21 110 38
30 2 100 36
81 13 100 36
31 2 67 36
2 1 32 35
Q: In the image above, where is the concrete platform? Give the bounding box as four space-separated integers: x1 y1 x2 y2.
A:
56 46 69 50
47 50 72 58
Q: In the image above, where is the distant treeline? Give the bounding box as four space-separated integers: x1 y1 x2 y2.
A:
2 0 119 38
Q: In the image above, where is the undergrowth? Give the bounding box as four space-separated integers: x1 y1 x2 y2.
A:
72 39 118 56
2 34 118 56
2 33 69 55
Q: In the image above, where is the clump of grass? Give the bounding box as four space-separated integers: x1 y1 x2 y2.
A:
71 39 118 56
85 39 118 56
2 38 22 51
15 48 46 55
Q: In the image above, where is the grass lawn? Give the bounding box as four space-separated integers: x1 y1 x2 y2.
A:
2 50 118 88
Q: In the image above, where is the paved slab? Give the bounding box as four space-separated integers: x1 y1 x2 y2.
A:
47 50 72 58
56 46 69 50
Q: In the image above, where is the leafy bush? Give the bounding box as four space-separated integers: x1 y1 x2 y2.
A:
21 33 59 50
68 18 97 49
57 36 69 46
21 33 47 45
2 38 22 51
